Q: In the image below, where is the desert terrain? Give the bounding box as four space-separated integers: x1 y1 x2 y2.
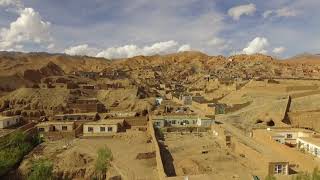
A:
1 51 320 180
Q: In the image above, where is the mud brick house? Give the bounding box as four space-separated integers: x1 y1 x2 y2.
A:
83 119 124 136
99 70 128 79
104 111 137 118
67 98 106 113
0 115 21 128
79 84 95 90
121 116 148 131
74 71 99 79
53 83 67 89
53 113 100 121
39 83 54 89
36 121 75 132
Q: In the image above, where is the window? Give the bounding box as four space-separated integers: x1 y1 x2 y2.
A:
38 128 45 132
100 127 105 132
108 127 113 132
62 126 68 131
274 165 283 174
274 164 287 175
286 134 292 139
88 127 93 132
172 120 176 124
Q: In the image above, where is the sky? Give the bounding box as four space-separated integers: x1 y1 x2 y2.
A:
0 0 319 59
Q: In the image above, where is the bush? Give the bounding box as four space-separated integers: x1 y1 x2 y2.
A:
292 167 320 180
0 131 41 176
265 175 276 180
94 147 113 180
28 159 53 180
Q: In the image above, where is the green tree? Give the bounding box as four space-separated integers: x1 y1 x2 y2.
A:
94 147 113 180
28 159 53 180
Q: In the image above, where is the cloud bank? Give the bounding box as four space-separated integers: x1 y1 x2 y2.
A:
64 44 98 56
65 40 188 59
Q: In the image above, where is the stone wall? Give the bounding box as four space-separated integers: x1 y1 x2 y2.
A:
147 119 167 180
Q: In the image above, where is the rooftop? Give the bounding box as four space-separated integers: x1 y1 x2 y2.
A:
0 116 19 121
36 121 75 126
152 115 213 121
54 113 98 116
84 119 124 125
298 137 320 147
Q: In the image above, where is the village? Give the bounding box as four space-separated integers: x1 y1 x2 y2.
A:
0 66 320 180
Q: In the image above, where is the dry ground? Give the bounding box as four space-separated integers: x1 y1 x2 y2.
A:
162 132 254 180
19 131 159 180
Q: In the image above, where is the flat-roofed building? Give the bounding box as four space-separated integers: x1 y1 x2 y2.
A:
83 119 124 136
104 111 137 118
36 121 75 132
67 98 106 113
297 137 320 158
152 115 214 128
53 113 99 121
267 128 315 146
0 116 21 128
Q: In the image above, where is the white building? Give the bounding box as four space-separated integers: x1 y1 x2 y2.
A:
269 129 313 145
152 115 214 128
83 119 124 136
0 116 21 129
297 137 320 158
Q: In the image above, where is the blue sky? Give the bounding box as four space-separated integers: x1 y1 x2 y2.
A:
0 0 319 59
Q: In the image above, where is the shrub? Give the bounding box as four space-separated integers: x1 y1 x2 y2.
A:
292 167 320 180
94 147 113 180
0 131 41 176
265 175 276 180
28 159 53 180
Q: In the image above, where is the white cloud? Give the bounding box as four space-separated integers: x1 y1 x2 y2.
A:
273 46 286 54
141 40 178 55
178 44 191 52
0 8 52 51
0 0 21 7
243 37 269 55
263 7 297 19
276 7 297 17
64 44 98 56
228 3 256 20
96 40 179 59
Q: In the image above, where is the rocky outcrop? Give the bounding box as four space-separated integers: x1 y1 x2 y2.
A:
23 62 64 82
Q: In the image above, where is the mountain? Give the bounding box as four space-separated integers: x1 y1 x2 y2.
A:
1 51 320 83
0 51 111 76
282 53 320 64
